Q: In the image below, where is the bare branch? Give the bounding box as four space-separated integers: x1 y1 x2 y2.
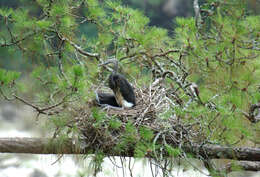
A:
0 137 74 154
0 137 260 162
13 94 64 115
13 95 43 113
59 34 99 58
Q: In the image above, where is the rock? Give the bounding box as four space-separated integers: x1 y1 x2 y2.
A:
29 169 48 177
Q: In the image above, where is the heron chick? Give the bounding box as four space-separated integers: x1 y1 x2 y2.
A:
95 92 119 107
98 59 136 108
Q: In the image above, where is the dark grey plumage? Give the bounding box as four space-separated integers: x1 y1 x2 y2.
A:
108 73 136 106
96 92 120 107
98 59 136 108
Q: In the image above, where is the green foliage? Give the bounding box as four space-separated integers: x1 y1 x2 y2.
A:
52 133 70 151
36 0 47 7
0 7 13 17
0 69 20 85
125 122 138 139
51 115 70 128
133 127 155 157
165 145 181 157
91 107 106 125
139 126 154 141
73 65 84 77
49 2 69 17
36 20 52 30
12 9 34 30
134 141 152 157
90 151 105 174
86 0 106 19
114 122 138 152
109 118 122 130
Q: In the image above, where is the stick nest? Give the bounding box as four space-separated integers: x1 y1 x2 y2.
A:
69 79 203 153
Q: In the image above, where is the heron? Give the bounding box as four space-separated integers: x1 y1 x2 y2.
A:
97 59 136 108
95 92 120 107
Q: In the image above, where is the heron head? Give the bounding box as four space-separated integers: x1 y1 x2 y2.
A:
98 59 118 73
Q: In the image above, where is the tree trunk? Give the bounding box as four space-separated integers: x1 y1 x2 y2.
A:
184 144 260 162
224 161 260 172
0 137 260 162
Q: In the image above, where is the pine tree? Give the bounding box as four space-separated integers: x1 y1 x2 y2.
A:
0 0 260 176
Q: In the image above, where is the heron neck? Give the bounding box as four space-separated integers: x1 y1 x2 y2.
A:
113 62 118 74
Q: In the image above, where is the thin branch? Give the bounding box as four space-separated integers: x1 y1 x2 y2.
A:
151 49 181 58
58 34 99 58
0 33 35 47
13 94 65 115
13 95 43 113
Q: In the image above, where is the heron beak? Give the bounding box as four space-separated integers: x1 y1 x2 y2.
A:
98 61 109 67
98 59 116 67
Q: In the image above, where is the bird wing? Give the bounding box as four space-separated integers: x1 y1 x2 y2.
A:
116 75 136 105
96 92 120 107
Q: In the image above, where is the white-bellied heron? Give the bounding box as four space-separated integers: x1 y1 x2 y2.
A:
97 59 136 108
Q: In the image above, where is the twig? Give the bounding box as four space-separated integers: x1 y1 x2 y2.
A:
13 94 65 115
0 33 35 47
152 49 180 58
51 154 64 165
58 34 99 58
0 88 14 101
